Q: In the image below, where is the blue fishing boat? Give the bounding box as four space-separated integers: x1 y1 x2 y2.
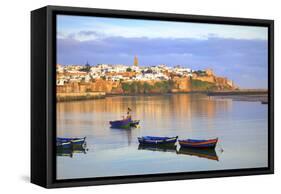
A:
56 137 86 148
138 136 178 145
110 107 140 129
110 117 132 129
178 138 218 149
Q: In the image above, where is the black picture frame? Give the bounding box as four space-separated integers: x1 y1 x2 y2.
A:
31 5 274 188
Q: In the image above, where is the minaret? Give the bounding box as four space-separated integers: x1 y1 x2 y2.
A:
134 56 138 66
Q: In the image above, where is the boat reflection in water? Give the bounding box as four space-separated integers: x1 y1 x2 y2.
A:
138 144 177 154
138 144 219 161
176 148 219 161
57 145 88 158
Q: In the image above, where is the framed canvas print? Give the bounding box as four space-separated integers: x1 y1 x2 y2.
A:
31 5 274 188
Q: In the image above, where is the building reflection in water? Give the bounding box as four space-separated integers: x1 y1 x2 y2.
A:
57 94 232 146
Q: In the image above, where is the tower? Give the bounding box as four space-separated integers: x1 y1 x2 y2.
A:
134 56 138 66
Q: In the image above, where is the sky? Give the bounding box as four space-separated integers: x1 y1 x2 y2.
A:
57 15 268 89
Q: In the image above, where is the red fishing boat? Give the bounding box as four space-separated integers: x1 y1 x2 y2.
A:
178 138 218 149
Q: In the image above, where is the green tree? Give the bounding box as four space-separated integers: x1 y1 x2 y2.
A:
143 82 152 93
122 82 132 93
191 79 217 90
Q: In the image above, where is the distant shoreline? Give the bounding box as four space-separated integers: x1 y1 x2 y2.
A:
206 90 268 104
206 89 268 96
106 91 207 97
57 89 268 102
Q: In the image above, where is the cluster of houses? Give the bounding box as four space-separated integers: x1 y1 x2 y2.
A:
56 54 237 93
56 62 196 86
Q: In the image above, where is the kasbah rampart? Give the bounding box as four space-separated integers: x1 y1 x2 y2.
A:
56 56 237 101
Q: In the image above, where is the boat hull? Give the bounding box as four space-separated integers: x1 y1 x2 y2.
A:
138 136 178 145
110 118 132 129
130 120 140 127
56 137 86 148
178 138 218 149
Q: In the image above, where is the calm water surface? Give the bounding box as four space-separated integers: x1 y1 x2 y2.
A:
57 94 268 179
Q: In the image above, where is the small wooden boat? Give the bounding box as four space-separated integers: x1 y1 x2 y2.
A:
56 137 86 148
177 147 219 161
138 136 178 145
110 118 140 129
110 107 140 129
110 118 132 129
178 138 218 149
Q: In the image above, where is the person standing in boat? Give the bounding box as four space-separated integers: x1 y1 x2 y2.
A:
127 107 132 119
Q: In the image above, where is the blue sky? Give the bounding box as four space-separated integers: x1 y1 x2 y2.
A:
57 15 268 89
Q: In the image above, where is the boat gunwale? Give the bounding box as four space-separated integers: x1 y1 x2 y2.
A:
178 138 218 146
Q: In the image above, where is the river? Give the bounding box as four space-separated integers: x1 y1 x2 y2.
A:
56 93 268 180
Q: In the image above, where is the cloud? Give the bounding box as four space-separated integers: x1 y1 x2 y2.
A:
58 30 105 41
57 34 268 88
57 15 268 40
78 31 100 36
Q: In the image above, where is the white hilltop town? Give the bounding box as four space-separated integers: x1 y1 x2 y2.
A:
56 56 222 85
56 56 236 102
